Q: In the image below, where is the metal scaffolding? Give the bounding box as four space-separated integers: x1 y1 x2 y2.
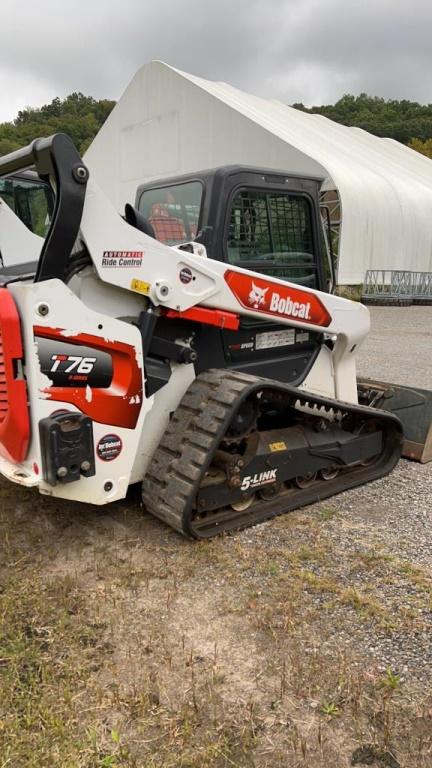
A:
320 189 341 264
362 270 432 305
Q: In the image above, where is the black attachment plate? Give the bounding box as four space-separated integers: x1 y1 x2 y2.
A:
39 412 95 485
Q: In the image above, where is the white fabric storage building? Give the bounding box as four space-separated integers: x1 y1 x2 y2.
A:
85 61 432 285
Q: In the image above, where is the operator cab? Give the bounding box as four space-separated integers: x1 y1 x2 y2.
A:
136 166 333 392
136 166 330 291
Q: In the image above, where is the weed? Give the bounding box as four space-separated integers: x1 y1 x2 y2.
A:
382 667 402 690
321 701 340 716
320 507 337 521
339 586 395 627
336 284 363 301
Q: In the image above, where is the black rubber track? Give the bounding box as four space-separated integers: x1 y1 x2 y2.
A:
142 369 403 539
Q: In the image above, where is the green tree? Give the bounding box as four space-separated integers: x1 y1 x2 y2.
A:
0 93 115 156
294 93 432 146
2 89 432 162
408 137 432 159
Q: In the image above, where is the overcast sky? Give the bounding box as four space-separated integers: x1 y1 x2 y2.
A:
1 0 431 122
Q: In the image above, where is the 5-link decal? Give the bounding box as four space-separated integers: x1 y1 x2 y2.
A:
240 469 277 491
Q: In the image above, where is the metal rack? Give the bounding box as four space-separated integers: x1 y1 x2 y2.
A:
362 270 432 305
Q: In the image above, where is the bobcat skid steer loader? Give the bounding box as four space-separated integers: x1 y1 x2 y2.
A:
0 133 428 539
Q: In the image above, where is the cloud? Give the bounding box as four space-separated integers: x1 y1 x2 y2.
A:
0 0 431 122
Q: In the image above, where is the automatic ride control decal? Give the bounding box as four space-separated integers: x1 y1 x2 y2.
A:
102 251 144 267
224 270 332 327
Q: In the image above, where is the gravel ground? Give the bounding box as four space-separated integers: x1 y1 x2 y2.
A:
357 305 432 387
287 305 432 679
337 305 432 569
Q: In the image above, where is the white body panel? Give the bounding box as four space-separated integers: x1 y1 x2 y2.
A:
130 362 196 483
8 279 147 504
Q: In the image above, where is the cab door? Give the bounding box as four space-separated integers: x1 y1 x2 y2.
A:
214 176 324 383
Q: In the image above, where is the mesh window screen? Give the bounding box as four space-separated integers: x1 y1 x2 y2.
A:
228 189 317 287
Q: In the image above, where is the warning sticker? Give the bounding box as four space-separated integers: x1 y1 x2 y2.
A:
130 278 151 295
97 434 123 462
269 441 287 453
256 330 295 350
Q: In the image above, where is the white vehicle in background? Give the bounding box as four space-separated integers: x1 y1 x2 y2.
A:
0 171 53 276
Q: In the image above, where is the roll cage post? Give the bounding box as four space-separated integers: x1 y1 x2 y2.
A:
0 133 88 283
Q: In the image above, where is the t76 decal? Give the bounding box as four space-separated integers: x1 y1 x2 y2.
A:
50 355 96 375
37 337 112 388
224 270 332 327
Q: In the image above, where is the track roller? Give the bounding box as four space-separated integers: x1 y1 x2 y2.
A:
294 472 317 489
320 466 340 481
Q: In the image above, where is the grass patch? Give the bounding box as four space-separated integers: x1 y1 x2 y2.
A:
0 572 105 766
319 506 338 521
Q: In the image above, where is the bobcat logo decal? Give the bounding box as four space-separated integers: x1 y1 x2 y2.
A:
248 282 268 309
225 270 332 327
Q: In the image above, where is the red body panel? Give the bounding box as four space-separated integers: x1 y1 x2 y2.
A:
0 289 30 462
34 327 143 429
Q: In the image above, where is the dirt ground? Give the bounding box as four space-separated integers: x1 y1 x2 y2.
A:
1 306 431 768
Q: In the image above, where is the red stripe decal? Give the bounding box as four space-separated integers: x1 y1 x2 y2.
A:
165 306 240 331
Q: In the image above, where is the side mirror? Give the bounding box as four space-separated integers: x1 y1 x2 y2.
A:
124 203 155 239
